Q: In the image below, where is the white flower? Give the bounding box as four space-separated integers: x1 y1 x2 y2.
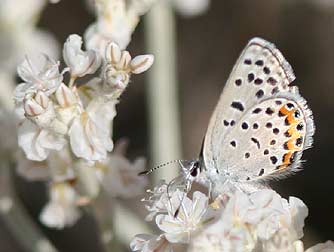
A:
156 191 209 243
18 120 66 161
102 42 154 92
189 191 257 252
142 180 170 221
63 34 101 77
242 189 290 240
22 90 68 134
96 140 148 198
172 0 210 17
69 97 116 161
188 189 310 252
15 54 63 102
130 234 173 252
40 182 81 229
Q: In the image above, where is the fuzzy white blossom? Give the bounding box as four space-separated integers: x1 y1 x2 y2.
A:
40 182 81 229
133 184 334 252
142 180 170 221
63 34 101 77
15 55 63 102
156 191 210 243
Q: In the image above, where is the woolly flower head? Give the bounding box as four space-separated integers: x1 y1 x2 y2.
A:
131 183 334 252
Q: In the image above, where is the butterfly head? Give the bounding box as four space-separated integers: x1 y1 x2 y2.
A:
179 159 203 180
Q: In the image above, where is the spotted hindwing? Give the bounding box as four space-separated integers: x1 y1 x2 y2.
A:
203 37 314 184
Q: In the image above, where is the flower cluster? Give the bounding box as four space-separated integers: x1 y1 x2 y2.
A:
14 34 153 228
131 182 334 252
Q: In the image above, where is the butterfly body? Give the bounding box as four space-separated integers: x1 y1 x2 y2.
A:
182 37 314 196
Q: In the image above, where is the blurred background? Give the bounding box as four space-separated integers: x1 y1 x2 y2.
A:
0 0 333 251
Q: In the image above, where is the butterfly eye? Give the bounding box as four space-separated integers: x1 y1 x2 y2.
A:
190 161 201 177
190 167 199 177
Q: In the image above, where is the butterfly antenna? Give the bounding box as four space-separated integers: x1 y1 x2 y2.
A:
138 159 183 176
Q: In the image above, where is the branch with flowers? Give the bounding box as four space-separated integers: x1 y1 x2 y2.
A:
14 35 154 229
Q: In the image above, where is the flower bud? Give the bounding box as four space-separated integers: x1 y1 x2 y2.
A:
63 34 101 77
55 83 78 108
24 92 49 117
130 54 154 74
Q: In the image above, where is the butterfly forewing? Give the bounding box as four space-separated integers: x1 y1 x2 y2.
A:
203 38 314 185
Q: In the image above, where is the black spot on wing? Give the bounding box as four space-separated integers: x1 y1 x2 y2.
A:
258 169 265 176
251 137 260 149
255 89 264 98
231 101 244 112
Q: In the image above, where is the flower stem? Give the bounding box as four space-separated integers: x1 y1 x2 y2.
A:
144 0 182 183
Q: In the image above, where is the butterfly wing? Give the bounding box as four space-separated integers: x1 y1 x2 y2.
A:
203 37 314 183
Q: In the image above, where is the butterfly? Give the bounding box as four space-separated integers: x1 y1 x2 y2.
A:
142 37 315 198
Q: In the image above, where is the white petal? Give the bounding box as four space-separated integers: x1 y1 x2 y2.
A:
130 54 154 74
14 83 35 102
37 129 66 151
289 197 308 240
191 191 209 221
18 120 48 161
69 114 94 160
17 56 38 84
